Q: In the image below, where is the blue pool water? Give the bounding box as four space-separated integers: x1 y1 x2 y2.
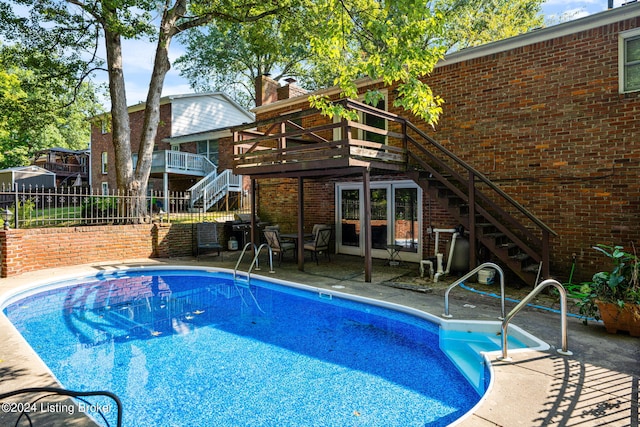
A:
3 269 482 426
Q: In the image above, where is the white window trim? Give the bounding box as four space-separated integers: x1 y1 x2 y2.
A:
101 152 108 174
619 28 640 94
101 182 109 195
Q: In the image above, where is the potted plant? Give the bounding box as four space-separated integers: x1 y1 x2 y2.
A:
577 244 640 337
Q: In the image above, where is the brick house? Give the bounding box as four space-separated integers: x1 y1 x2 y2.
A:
31 147 90 187
224 4 640 284
90 92 253 210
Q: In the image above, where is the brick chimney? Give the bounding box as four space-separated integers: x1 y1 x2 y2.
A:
255 74 279 107
277 78 307 101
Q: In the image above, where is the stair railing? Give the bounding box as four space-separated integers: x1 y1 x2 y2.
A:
333 99 556 275
403 121 556 277
188 159 218 208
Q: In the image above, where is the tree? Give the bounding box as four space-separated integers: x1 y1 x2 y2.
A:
3 0 542 218
175 18 335 108
177 0 543 111
442 0 544 50
0 43 103 169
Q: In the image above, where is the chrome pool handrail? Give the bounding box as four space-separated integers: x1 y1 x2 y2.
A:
498 278 572 361
443 262 506 320
246 243 275 280
233 242 258 281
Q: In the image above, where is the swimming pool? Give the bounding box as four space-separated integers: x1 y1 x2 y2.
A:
1 267 546 426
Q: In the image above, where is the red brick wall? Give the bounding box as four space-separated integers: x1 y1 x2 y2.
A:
90 104 173 190
410 19 640 279
234 17 640 281
0 222 200 278
254 174 455 257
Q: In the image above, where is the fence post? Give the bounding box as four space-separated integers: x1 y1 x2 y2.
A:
13 182 19 229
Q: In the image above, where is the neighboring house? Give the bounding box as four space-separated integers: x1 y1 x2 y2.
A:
90 92 254 210
0 166 56 190
223 3 640 284
32 147 89 187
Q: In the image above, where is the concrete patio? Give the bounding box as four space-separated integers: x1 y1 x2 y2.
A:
0 253 638 426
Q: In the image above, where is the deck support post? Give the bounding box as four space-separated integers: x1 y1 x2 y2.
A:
298 177 305 271
250 178 257 250
363 168 372 282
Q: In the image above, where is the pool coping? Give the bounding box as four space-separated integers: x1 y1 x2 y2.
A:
0 258 638 427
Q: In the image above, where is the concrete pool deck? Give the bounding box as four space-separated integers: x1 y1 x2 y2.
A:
0 254 638 426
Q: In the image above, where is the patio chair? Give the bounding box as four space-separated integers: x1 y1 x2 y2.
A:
264 229 296 265
196 222 223 260
305 224 327 244
304 227 332 264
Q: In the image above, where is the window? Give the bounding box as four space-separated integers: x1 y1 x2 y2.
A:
196 140 219 166
331 90 388 142
101 118 108 134
101 152 108 174
361 96 387 144
101 182 109 195
620 29 640 93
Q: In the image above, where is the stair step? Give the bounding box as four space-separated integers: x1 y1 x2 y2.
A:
476 222 495 229
442 347 484 393
482 232 505 239
522 263 542 273
509 252 530 262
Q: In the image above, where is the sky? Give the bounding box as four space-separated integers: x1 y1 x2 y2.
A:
104 0 626 107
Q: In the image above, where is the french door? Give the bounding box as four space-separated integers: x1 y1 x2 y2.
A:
336 181 421 262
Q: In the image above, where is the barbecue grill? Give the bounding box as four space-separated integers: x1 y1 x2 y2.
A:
225 214 266 248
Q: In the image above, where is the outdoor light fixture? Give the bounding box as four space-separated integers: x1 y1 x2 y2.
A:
2 208 12 230
159 209 166 224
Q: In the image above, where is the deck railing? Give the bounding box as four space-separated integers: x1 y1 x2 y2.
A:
232 99 406 175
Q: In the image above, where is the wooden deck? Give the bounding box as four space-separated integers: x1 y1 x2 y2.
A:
232 100 408 178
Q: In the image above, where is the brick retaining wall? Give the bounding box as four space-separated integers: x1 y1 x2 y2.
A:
0 223 211 278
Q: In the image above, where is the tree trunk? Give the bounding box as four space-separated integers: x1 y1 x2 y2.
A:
103 27 133 194
130 3 185 221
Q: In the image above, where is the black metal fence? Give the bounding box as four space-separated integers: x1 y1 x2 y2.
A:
0 185 249 229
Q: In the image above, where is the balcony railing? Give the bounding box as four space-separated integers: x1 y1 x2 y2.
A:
39 162 88 176
133 151 215 177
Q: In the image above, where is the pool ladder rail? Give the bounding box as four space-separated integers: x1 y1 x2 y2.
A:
443 262 506 320
233 242 275 285
499 278 573 361
442 263 572 361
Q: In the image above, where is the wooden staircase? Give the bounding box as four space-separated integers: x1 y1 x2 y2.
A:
403 121 556 286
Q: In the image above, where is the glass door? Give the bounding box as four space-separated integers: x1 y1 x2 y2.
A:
338 186 361 255
370 187 389 250
393 187 419 254
337 181 421 261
